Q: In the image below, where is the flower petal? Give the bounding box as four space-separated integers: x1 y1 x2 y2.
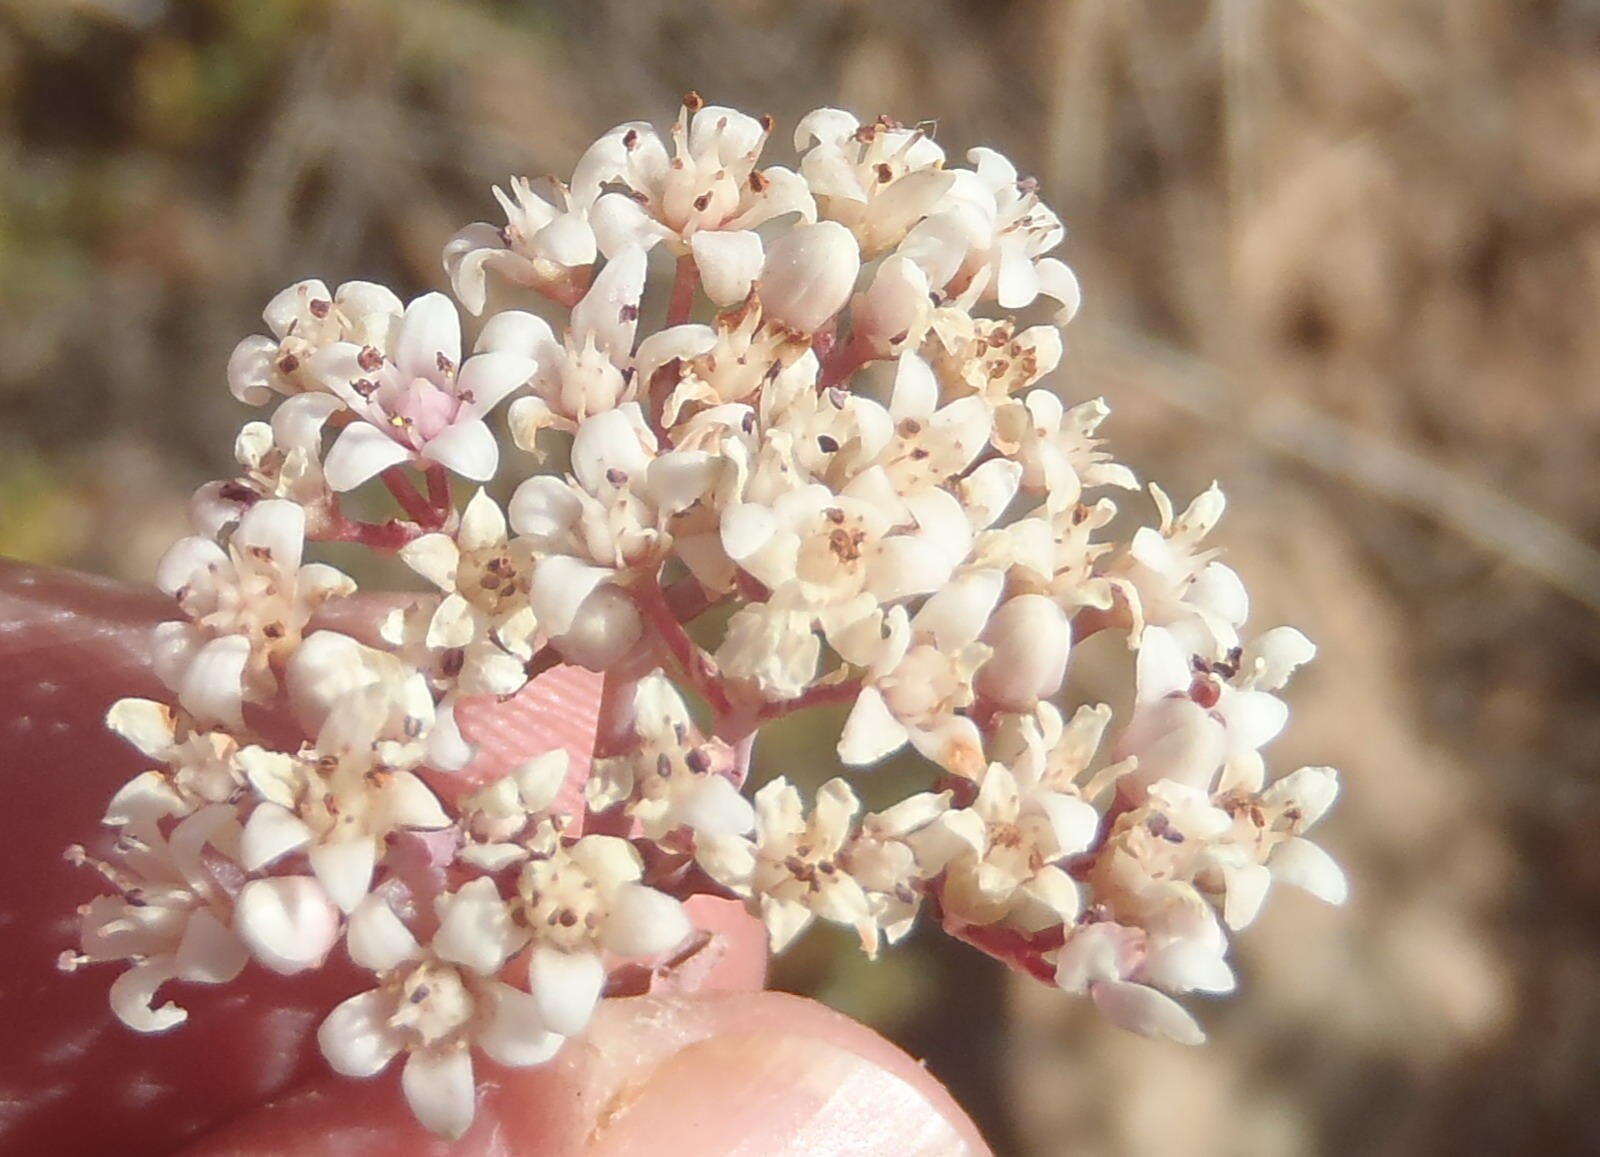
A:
690 229 764 306
1090 979 1205 1045
528 945 606 1037
421 419 499 482
402 1047 477 1139
234 498 305 574
396 292 461 383
309 838 378 914
837 687 911 767
323 423 412 492
1271 837 1349 905
103 696 176 756
179 635 250 729
456 352 536 421
478 982 566 1068
173 908 250 984
319 989 404 1078
109 960 186 1033
346 894 422 972
601 884 691 959
433 878 522 976
239 802 313 871
571 246 647 357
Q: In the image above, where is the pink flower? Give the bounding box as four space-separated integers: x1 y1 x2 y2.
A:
313 293 534 490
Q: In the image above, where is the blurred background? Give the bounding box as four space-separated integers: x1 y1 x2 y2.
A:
4 0 1600 1152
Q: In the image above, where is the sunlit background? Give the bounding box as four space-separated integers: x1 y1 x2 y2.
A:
5 1 1600 1153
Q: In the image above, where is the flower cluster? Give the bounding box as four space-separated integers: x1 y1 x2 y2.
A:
62 96 1345 1137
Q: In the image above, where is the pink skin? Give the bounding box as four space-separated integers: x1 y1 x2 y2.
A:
0 559 989 1155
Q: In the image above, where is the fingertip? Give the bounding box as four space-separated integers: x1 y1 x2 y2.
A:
578 992 991 1156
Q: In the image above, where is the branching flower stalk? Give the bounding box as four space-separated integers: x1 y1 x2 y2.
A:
60 96 1347 1138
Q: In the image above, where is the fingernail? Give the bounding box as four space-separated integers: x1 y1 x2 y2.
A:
585 1031 977 1156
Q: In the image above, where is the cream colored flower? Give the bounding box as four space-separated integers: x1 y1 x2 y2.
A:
155 499 354 727
586 673 753 843
62 806 249 1032
515 836 691 1036
572 96 814 257
794 109 952 256
318 888 561 1139
913 761 1095 932
443 175 596 314
700 777 891 955
236 689 449 913
457 749 574 870
227 279 402 405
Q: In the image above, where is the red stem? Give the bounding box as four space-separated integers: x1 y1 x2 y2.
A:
313 498 425 550
633 578 732 716
381 467 438 527
424 464 452 520
666 253 699 327
757 676 862 723
817 331 874 390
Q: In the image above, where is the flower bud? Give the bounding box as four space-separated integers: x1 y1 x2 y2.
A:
975 594 1072 710
851 255 931 356
757 220 860 333
691 229 764 306
552 583 643 671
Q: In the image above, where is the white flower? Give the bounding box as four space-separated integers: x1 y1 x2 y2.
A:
837 569 1000 773
516 836 692 1035
500 248 648 437
458 750 574 870
901 147 1081 322
714 593 826 702
236 696 449 913
721 472 974 620
850 255 934 359
756 220 861 334
570 95 814 257
155 499 354 727
647 302 811 428
869 352 994 502
227 279 402 405
1110 483 1248 655
993 393 1138 513
973 594 1073 712
1053 921 1206 1045
64 97 1348 1113
62 806 249 1032
318 891 563 1139
1197 765 1347 928
585 673 754 843
990 701 1134 805
510 403 726 670
282 630 438 767
699 777 882 954
1114 625 1293 800
841 791 951 947
190 394 345 537
912 761 1095 932
926 309 1063 407
793 109 952 256
443 175 596 314
391 489 538 700
312 293 534 489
